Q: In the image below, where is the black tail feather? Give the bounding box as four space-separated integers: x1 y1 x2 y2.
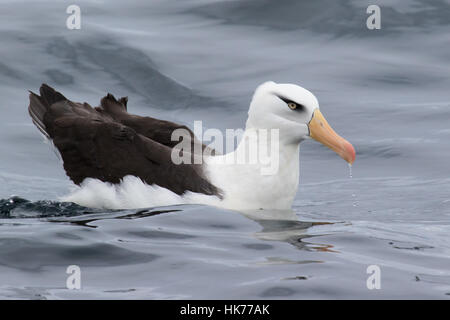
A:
39 83 67 107
28 84 67 138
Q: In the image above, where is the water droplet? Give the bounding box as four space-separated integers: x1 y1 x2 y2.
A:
348 164 358 207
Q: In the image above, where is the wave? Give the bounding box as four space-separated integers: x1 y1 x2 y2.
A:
191 0 450 34
45 37 230 111
0 196 99 219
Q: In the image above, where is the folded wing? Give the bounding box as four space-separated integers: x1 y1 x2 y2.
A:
28 84 221 197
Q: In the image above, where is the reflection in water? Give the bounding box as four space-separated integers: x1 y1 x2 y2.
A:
47 208 181 228
239 209 337 253
3 196 337 255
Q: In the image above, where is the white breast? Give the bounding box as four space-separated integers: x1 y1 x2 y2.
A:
205 129 300 210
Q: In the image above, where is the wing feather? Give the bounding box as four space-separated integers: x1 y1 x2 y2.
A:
28 84 221 197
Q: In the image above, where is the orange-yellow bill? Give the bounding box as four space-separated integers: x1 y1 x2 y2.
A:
308 109 355 164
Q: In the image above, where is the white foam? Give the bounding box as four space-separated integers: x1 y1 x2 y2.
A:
60 175 221 210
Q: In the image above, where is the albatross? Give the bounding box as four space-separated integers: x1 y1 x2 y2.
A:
28 82 355 210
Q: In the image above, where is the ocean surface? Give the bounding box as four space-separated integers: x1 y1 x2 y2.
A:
0 0 449 299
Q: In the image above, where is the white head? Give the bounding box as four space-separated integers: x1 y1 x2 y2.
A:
246 81 355 164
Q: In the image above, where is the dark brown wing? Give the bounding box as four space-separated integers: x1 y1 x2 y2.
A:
97 93 215 154
28 84 221 197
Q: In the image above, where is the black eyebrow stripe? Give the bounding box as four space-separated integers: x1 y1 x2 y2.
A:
276 95 304 108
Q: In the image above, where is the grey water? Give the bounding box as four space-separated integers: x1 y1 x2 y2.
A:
0 0 449 299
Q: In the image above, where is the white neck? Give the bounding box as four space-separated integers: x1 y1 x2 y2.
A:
205 127 301 210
